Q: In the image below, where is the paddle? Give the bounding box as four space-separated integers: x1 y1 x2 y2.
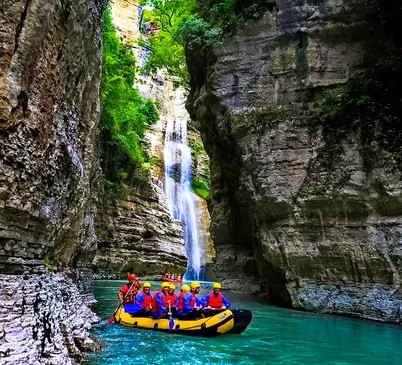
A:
107 281 136 324
107 303 122 324
168 301 175 331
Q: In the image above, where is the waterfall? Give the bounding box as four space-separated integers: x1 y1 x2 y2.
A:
138 4 150 75
164 106 203 280
138 4 143 32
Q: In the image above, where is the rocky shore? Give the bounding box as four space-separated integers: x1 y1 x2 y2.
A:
0 272 100 364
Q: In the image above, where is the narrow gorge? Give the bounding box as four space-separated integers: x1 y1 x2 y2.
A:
93 0 214 279
0 0 401 364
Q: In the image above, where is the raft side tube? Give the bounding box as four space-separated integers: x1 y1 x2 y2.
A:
114 308 247 337
227 309 252 334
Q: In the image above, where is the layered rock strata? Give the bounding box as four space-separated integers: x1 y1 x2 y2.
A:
187 0 402 323
93 0 215 278
0 0 106 362
93 176 187 278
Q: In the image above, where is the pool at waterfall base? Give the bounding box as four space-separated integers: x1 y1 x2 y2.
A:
84 280 402 365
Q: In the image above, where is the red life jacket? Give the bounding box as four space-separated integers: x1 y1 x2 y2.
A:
177 292 186 310
207 292 223 309
141 292 152 309
166 293 177 308
189 291 196 307
151 291 168 312
121 284 138 304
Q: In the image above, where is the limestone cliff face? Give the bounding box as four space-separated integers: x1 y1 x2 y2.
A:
109 0 140 44
0 272 100 364
93 175 187 277
187 0 402 323
0 0 106 362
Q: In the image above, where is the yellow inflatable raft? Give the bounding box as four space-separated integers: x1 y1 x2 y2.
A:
113 307 252 337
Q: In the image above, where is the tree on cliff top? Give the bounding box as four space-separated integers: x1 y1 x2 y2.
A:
140 0 274 86
140 0 197 86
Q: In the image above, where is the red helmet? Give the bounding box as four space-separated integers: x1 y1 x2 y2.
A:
128 274 138 282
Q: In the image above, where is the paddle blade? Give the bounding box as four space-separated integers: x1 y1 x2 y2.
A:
169 316 175 331
107 316 115 324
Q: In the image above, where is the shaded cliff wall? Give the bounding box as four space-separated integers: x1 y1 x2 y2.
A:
187 0 402 323
0 0 106 362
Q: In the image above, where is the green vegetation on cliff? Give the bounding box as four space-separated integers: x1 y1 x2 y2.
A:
141 0 274 85
140 0 196 85
191 178 210 199
100 8 158 193
188 139 210 198
318 54 402 171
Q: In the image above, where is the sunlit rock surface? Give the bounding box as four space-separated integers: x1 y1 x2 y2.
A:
187 0 402 323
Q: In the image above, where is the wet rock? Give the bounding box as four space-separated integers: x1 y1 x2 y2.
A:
93 1 214 278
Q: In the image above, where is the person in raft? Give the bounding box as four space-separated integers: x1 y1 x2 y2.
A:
177 281 203 320
118 274 142 305
177 284 189 302
151 282 170 319
201 282 231 317
176 284 190 316
124 281 152 316
166 283 178 316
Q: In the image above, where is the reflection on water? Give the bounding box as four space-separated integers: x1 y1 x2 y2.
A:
84 280 402 365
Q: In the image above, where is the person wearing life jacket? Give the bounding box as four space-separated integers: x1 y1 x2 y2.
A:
177 284 190 315
201 282 231 317
166 283 178 316
177 281 203 320
125 282 152 316
118 274 141 305
151 282 170 319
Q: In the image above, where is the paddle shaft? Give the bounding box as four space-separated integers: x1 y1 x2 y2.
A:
168 300 172 316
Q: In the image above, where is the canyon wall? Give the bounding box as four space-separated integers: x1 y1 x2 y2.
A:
187 0 402 323
0 0 106 362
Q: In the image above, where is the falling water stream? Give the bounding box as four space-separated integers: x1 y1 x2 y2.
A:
164 101 203 280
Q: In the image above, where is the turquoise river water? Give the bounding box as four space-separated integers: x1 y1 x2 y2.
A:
84 280 401 365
